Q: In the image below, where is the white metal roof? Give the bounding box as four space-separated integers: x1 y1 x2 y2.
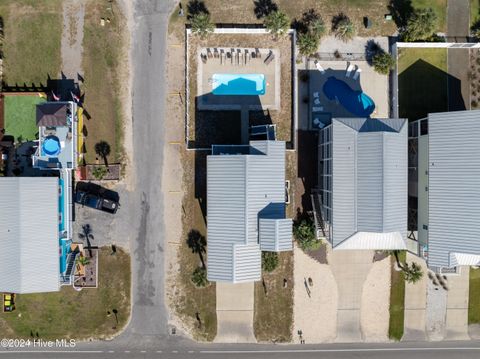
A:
331 118 408 249
427 110 480 268
207 141 289 283
0 177 60 293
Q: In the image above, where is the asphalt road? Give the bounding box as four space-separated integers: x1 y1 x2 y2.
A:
1 341 480 359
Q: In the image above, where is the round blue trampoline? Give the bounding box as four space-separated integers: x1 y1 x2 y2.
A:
323 76 375 117
42 136 61 156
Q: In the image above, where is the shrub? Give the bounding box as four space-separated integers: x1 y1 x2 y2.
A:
372 52 396 75
190 12 214 39
401 8 437 42
191 267 209 287
262 251 279 273
403 262 424 284
92 166 108 180
332 13 356 42
297 32 320 56
264 10 290 38
293 218 321 251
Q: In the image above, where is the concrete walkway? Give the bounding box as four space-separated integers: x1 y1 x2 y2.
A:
446 0 470 111
447 0 470 39
329 250 374 342
214 282 256 343
403 253 428 341
445 266 470 340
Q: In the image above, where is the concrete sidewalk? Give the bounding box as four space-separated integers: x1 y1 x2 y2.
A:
445 266 470 340
403 254 428 341
214 282 256 343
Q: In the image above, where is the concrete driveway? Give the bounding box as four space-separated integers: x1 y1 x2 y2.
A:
215 282 256 343
329 250 374 342
445 266 470 340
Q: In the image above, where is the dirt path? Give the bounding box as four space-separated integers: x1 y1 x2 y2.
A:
61 0 86 79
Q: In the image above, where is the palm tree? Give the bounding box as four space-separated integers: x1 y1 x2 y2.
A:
78 224 94 257
332 13 356 42
94 141 111 168
191 267 208 287
264 10 290 39
401 7 437 42
297 32 319 57
187 230 206 269
190 12 214 39
403 262 424 284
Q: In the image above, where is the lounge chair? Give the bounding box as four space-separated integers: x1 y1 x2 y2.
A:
207 48 213 59
315 61 325 74
312 106 324 112
264 51 274 65
345 63 355 77
353 68 362 80
214 48 219 59
255 48 261 59
245 49 249 65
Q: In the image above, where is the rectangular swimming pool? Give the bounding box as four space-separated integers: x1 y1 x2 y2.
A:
212 74 266 96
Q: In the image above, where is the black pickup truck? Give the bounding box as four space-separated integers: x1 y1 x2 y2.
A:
75 190 119 214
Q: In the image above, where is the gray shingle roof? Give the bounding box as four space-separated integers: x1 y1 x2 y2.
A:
331 118 408 248
0 177 60 293
207 141 290 283
427 110 480 268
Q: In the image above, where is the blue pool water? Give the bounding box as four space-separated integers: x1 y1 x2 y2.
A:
323 76 375 117
58 178 70 274
212 74 266 95
42 136 61 156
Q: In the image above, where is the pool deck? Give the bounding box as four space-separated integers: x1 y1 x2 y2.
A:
309 60 389 128
197 47 280 111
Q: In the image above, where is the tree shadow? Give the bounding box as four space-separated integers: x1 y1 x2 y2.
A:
292 8 320 35
187 229 207 269
253 0 278 19
94 140 111 167
388 0 413 29
187 0 209 19
365 39 385 66
331 12 349 31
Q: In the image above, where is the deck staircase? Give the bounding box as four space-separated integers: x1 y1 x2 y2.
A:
60 251 78 285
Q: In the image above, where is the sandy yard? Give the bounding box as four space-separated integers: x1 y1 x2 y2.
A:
293 245 337 343
360 256 391 342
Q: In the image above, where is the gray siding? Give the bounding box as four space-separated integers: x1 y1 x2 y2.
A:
0 178 60 293
427 110 480 268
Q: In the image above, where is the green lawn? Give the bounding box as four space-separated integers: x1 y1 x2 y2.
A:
0 247 131 340
412 0 447 33
469 267 480 324
398 47 448 121
472 0 480 27
389 251 406 341
4 95 45 142
0 0 62 85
